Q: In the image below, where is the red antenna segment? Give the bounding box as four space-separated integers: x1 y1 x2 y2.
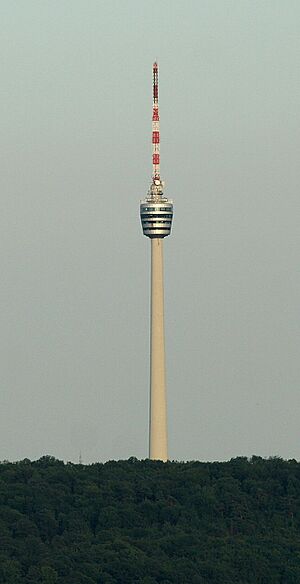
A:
152 62 160 183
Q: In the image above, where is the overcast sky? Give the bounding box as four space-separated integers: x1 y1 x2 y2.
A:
1 0 299 463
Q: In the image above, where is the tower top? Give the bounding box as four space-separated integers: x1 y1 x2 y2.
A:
140 62 173 238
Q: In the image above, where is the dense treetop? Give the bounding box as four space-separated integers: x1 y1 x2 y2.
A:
0 456 299 583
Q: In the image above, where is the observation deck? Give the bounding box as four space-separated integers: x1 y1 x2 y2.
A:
140 199 173 238
140 188 173 238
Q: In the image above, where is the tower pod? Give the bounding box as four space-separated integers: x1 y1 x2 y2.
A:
140 199 173 238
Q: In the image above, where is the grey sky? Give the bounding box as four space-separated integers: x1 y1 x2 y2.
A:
1 0 299 463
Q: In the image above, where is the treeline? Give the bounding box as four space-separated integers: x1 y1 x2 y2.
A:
0 456 299 583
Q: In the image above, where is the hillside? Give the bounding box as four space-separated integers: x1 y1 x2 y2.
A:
0 456 299 583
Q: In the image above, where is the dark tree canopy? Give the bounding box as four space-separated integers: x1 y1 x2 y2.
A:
0 456 299 583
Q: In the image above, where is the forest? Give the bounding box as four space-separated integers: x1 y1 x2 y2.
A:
0 456 299 583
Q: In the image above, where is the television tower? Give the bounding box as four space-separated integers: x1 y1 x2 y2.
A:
140 62 173 462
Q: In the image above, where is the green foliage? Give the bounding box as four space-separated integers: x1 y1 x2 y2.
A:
0 457 299 583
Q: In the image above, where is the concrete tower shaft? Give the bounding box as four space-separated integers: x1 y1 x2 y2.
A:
149 238 168 461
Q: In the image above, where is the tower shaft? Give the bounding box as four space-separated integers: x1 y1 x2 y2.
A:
149 238 168 461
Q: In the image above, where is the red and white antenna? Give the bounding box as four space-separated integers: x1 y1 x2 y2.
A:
152 61 161 184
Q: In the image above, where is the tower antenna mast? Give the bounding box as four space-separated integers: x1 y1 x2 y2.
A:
140 62 174 461
152 61 161 183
